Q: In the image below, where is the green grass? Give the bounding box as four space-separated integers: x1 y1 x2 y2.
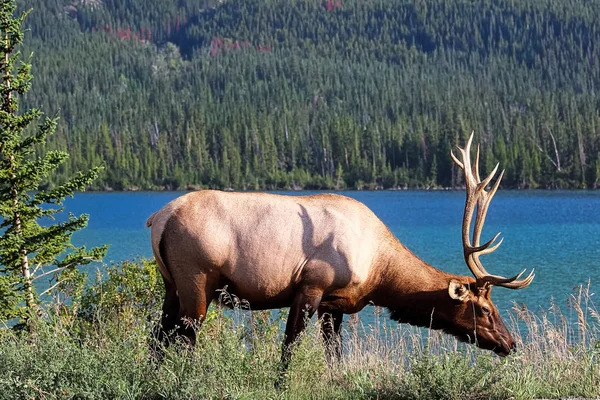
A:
0 262 599 399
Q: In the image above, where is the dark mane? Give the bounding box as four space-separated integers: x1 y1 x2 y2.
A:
388 307 474 344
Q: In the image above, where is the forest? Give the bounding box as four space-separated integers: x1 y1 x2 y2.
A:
18 0 600 190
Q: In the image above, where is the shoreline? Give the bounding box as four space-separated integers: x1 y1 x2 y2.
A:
84 186 600 193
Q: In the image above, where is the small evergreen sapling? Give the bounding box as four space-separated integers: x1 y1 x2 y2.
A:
0 0 106 322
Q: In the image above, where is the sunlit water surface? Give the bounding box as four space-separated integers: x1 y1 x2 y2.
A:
60 190 600 328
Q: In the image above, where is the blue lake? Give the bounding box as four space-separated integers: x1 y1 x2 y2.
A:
64 190 600 318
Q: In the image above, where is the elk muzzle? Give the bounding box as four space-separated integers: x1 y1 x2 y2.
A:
475 322 516 356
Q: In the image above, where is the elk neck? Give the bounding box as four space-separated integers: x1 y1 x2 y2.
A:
367 238 473 329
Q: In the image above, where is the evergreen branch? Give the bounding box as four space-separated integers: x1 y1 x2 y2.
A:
36 166 103 204
12 151 69 191
15 114 55 153
55 246 108 268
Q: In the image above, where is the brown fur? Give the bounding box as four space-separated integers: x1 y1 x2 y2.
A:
147 190 516 363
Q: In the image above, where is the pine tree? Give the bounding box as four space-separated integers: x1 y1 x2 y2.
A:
0 0 106 323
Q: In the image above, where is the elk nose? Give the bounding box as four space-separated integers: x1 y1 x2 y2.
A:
501 336 516 355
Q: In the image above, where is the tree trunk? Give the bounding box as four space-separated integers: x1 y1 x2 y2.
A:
9 155 35 311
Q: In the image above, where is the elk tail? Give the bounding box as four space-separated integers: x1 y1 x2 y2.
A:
146 211 175 284
146 211 157 227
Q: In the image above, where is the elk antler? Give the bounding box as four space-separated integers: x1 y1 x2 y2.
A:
451 132 534 289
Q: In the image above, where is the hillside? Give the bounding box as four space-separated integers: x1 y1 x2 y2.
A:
18 0 600 190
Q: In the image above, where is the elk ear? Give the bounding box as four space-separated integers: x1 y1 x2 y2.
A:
448 280 470 302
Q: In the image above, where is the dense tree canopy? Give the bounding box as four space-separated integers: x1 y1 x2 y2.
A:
17 0 600 190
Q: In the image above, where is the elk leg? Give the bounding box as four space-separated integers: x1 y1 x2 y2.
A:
151 277 180 359
318 308 343 364
175 273 218 346
279 287 323 372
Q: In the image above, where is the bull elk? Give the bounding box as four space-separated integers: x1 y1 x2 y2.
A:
146 133 534 368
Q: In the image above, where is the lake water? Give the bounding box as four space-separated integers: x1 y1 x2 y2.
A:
64 190 600 319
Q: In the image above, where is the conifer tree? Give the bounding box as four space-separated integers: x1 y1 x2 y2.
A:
0 0 106 322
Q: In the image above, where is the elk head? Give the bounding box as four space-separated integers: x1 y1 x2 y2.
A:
448 133 535 356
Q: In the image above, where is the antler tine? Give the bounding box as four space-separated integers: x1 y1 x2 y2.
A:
452 133 534 289
482 269 536 289
469 167 505 276
501 269 535 289
450 150 464 170
470 232 503 254
474 143 481 183
478 236 504 256
479 163 500 195
462 133 476 187
472 166 502 247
